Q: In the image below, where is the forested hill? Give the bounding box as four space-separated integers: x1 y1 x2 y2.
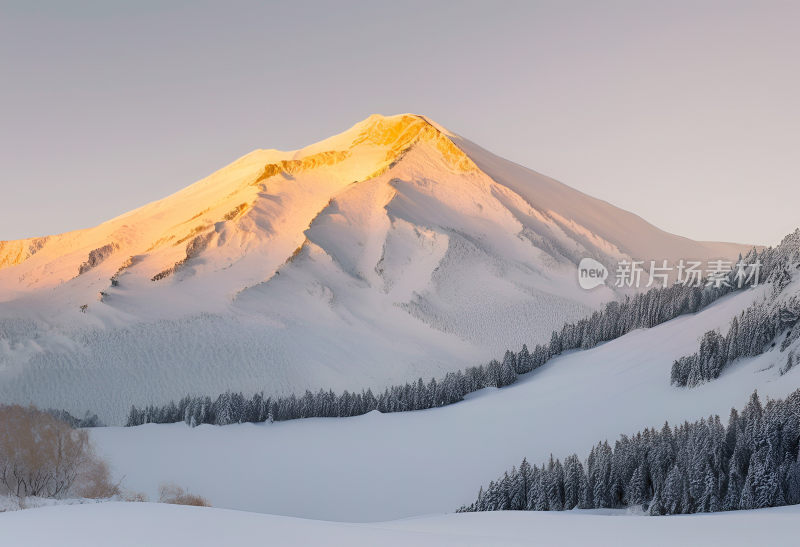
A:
126 238 776 427
459 388 800 515
673 229 800 387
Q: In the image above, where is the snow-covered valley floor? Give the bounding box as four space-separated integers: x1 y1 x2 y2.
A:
89 287 800 521
2 502 799 547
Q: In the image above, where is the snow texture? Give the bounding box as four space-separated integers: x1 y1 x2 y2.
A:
2 501 799 547
90 287 800 522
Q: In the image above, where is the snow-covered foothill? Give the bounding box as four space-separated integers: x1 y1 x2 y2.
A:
90 287 800 521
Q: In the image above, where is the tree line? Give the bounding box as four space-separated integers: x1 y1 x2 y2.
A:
672 230 800 387
46 408 103 428
671 297 800 387
126 249 762 427
126 357 522 427
458 389 800 515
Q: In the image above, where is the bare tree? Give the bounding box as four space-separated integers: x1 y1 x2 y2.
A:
0 405 116 499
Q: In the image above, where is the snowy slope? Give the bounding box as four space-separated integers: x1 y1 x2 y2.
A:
90 286 800 521
2 501 799 547
0 114 751 422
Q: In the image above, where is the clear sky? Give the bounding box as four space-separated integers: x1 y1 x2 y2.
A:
1 0 798 245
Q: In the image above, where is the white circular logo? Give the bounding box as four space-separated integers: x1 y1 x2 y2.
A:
578 258 608 290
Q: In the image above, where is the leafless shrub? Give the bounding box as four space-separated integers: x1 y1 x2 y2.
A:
158 482 210 507
121 490 148 502
73 457 120 499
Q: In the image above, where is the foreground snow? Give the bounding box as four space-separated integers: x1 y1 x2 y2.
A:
91 288 800 521
0 495 103 513
2 502 799 547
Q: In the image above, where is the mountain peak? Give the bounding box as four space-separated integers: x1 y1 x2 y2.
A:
343 113 475 173
0 112 758 422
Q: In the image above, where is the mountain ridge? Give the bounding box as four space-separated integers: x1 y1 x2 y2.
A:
0 113 751 276
0 113 757 421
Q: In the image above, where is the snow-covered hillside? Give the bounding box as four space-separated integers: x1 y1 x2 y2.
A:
2 501 798 547
0 114 750 422
91 286 800 521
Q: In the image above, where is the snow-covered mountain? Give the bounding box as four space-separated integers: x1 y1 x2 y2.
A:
0 114 750 421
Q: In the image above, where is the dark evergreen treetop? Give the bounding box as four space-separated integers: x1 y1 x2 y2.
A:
458 388 800 516
673 229 800 387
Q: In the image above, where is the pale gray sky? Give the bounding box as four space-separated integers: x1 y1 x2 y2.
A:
1 0 798 245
